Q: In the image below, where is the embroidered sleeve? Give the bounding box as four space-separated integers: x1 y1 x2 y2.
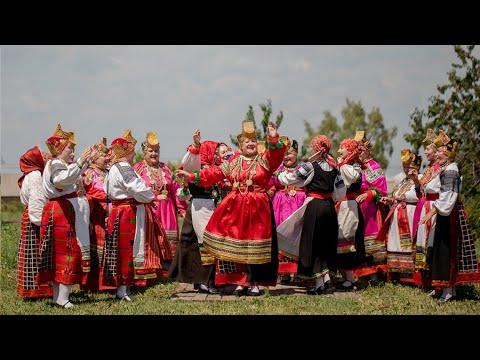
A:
339 162 362 188
332 170 346 201
276 162 314 187
220 157 239 177
117 163 138 184
50 159 85 189
433 169 460 216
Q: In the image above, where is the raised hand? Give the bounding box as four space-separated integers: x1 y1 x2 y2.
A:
193 128 201 148
267 121 277 138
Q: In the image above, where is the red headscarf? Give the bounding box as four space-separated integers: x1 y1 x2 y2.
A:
310 134 337 168
340 138 358 153
18 146 47 188
200 140 220 166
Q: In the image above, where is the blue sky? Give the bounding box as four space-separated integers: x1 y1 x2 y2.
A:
1 45 475 175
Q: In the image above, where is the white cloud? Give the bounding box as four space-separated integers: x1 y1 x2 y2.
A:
1 45 473 176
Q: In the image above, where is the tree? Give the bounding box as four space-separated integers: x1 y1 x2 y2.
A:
300 111 341 158
230 99 284 148
404 45 480 239
300 98 397 170
404 45 480 199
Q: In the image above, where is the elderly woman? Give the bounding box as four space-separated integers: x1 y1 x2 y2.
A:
169 128 234 294
175 120 286 296
333 137 366 291
276 134 346 295
104 130 172 301
133 132 188 255
38 124 95 308
353 131 388 282
378 149 423 285
17 146 53 299
80 137 114 292
411 128 439 276
418 130 480 303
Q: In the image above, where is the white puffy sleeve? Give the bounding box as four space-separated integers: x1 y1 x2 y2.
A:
27 171 47 225
433 165 460 216
276 162 315 187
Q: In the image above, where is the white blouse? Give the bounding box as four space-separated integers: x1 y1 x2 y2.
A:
20 170 47 226
105 162 154 203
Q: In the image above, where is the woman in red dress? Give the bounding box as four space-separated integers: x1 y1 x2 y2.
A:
175 120 286 296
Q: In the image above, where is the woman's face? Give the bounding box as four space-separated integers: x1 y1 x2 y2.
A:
217 144 234 161
424 144 437 163
283 149 298 167
144 147 159 166
59 144 75 164
338 146 350 160
435 146 450 165
93 154 108 170
241 137 258 157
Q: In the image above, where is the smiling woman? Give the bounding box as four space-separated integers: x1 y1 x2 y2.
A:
175 120 286 296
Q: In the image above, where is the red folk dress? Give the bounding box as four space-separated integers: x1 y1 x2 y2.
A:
186 135 286 286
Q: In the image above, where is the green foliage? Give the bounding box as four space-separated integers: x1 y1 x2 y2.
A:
134 150 144 164
464 195 480 245
1 222 20 270
230 99 284 148
404 45 480 200
1 199 23 222
300 98 397 170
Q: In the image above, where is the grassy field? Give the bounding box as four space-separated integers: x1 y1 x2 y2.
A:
2 200 480 315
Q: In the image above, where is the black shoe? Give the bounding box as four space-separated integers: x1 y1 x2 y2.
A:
306 282 334 295
334 281 357 292
322 282 334 295
306 287 318 295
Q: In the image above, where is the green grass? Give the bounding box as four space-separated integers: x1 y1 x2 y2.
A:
2 199 480 315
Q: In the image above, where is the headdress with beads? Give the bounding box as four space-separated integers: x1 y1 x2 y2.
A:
400 148 422 170
111 129 137 158
433 130 458 157
354 130 373 153
141 131 160 152
237 121 257 145
91 137 110 162
422 128 437 147
45 123 76 156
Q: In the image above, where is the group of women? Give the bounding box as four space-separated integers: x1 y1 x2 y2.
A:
15 121 480 308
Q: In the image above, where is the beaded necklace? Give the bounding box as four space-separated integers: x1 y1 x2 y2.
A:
420 162 436 186
393 177 414 200
90 164 107 182
232 155 259 195
145 163 168 196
